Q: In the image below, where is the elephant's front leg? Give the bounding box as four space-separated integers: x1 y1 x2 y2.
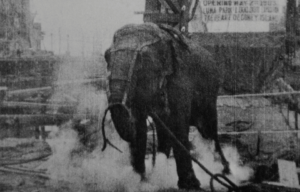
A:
168 89 200 190
155 115 172 157
130 109 148 179
170 116 200 190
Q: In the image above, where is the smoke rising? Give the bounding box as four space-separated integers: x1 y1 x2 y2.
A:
41 58 253 191
42 124 253 191
192 135 254 190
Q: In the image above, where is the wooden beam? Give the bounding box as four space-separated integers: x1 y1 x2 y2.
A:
1 101 75 109
0 114 74 126
144 0 161 22
53 77 106 86
219 91 300 98
217 129 300 135
6 77 106 98
159 0 180 14
263 182 300 191
144 13 180 23
178 0 190 32
7 87 52 97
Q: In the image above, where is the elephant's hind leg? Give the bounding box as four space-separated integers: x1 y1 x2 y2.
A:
197 103 230 175
215 137 230 174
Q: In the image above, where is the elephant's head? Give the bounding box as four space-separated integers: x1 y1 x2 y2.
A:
104 24 176 142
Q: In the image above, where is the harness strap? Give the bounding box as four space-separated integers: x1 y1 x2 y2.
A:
120 38 162 105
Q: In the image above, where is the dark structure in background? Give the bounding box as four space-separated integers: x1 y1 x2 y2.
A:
0 0 45 57
0 0 58 90
0 0 60 139
144 0 300 94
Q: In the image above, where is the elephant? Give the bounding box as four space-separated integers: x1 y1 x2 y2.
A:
104 23 230 190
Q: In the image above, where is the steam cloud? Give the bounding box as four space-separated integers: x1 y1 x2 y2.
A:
40 58 253 191
43 125 253 191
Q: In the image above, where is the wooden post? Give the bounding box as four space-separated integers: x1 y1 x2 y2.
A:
295 106 299 130
288 104 290 126
14 118 21 138
178 0 190 33
164 0 180 14
0 87 7 103
34 125 40 139
41 94 47 140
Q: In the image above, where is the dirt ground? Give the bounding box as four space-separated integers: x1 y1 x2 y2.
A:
1 98 300 192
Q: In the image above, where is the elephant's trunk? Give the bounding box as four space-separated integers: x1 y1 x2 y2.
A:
108 79 127 104
108 103 135 143
108 80 135 142
107 51 137 143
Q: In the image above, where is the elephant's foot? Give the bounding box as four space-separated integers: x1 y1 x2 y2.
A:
177 173 201 190
222 161 231 175
140 173 148 182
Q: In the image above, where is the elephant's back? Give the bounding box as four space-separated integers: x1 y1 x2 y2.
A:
187 42 220 96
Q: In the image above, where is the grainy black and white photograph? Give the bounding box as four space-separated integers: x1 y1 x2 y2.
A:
0 0 299 191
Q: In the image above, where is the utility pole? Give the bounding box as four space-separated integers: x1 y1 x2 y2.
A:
5 1 8 40
67 34 70 55
50 33 53 51
82 34 85 58
92 35 95 57
58 28 61 55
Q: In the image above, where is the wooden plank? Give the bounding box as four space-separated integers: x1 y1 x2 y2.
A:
160 0 180 14
1 101 75 109
219 91 300 98
6 77 106 98
144 13 180 23
218 130 300 135
178 0 190 32
0 166 49 179
54 77 106 86
144 0 161 15
0 114 74 126
7 86 52 97
278 159 299 187
264 182 300 190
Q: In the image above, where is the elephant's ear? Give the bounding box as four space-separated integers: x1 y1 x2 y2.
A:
168 39 189 72
104 48 111 71
161 41 175 77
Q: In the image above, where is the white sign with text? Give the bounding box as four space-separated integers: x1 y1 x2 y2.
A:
189 0 287 32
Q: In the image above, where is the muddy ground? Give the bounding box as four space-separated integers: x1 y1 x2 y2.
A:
1 98 300 192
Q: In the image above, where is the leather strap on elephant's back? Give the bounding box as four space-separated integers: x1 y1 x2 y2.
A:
110 24 169 104
109 23 190 105
111 39 162 104
111 23 168 52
